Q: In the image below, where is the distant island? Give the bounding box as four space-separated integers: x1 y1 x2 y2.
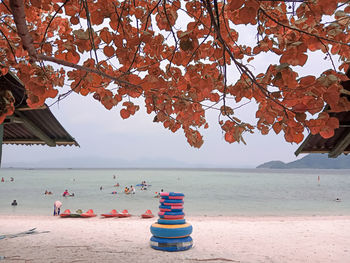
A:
257 154 350 169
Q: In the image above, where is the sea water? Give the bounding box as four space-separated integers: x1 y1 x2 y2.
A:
0 168 349 216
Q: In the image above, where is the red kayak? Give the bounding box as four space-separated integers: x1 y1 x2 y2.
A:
60 209 82 218
118 209 131 218
60 209 72 218
141 209 154 218
81 209 97 218
101 209 119 218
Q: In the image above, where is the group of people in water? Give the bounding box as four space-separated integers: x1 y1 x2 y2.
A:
110 179 149 194
124 185 136 194
1 177 14 182
154 189 164 198
62 189 74 197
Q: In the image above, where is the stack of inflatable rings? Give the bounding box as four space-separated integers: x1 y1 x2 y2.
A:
150 192 193 252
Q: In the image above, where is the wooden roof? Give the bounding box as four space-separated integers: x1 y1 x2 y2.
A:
1 72 79 147
295 70 350 158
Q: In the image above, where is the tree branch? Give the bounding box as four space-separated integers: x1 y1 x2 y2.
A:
37 54 141 89
9 0 142 90
9 0 37 61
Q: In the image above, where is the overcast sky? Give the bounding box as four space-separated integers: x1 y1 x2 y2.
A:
2 18 338 168
2 88 306 168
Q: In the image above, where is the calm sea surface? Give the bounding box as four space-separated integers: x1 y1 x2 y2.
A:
0 168 349 216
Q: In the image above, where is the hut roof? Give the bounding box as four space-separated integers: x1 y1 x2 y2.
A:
1 72 79 147
295 70 350 158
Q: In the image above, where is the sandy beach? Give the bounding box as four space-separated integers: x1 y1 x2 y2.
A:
0 215 349 263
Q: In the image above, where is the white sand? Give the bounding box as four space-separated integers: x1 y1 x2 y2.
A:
0 215 349 262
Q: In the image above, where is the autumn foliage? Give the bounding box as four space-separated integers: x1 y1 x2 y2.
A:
1 0 350 147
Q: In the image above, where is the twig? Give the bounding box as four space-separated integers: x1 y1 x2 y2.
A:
0 28 17 63
258 8 350 46
40 0 70 49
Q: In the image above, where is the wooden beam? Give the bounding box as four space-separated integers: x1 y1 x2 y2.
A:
294 134 312 156
3 139 46 144
328 132 350 158
0 123 3 168
295 150 331 154
14 111 56 147
2 139 77 145
3 116 24 124
16 105 47 111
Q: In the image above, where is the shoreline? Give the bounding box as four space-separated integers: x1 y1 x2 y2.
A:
1 213 350 219
1 214 350 219
1 215 349 262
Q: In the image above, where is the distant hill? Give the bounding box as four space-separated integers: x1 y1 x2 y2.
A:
257 154 350 169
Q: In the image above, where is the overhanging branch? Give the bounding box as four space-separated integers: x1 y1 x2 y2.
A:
9 0 37 61
9 0 141 90
37 54 142 89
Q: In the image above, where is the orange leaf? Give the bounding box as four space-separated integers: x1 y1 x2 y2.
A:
327 117 339 130
225 132 235 143
299 76 316 86
1 67 8 76
319 0 337 15
293 133 304 144
238 7 256 24
280 48 307 66
65 51 80 64
292 103 308 113
320 127 335 139
100 28 113 44
272 122 282 134
103 46 115 57
323 85 340 106
229 0 244 11
70 16 79 25
120 109 130 119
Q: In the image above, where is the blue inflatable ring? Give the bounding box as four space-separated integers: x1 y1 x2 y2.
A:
159 205 183 212
159 199 184 204
150 223 193 238
150 236 193 252
159 211 184 216
160 202 185 207
157 218 186 225
160 192 185 197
